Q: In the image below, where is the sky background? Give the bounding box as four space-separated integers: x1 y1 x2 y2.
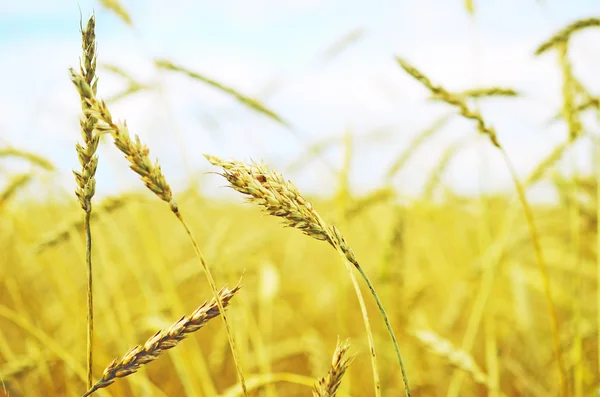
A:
1 0 600 203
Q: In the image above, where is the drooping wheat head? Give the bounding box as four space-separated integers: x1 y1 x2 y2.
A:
81 283 241 397
205 154 411 397
204 155 358 264
395 57 500 149
313 338 354 397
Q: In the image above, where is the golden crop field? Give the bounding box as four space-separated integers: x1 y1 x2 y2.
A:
1 2 600 397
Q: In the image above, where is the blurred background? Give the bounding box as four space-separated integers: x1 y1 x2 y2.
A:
1 0 600 396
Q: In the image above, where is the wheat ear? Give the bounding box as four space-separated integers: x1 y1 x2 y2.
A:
72 14 99 389
396 56 567 397
535 17 600 55
313 338 354 397
205 155 411 397
81 283 241 397
69 71 249 396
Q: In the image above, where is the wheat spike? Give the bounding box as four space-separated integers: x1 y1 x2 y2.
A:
313 338 354 397
73 15 99 214
205 154 412 397
70 71 176 212
396 57 500 149
81 283 241 397
535 18 600 56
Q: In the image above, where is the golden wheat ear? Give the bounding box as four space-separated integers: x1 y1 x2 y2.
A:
313 338 353 397
81 283 242 397
205 155 412 397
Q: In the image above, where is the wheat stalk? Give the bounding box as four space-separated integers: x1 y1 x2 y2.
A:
72 14 99 389
81 283 241 397
70 68 249 396
205 154 411 397
313 338 354 397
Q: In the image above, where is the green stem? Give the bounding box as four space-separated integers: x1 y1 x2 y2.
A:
355 264 411 397
85 211 93 389
175 212 248 397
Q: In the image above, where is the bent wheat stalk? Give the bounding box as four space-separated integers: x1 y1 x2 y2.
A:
72 14 100 389
81 284 241 397
205 155 411 397
70 71 249 396
313 338 354 397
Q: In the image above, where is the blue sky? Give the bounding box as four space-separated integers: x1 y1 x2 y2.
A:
1 0 600 203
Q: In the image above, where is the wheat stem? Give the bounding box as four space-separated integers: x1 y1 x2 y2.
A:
500 151 567 396
175 213 248 397
84 211 93 388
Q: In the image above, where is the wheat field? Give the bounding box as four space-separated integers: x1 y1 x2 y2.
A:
1 2 600 397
